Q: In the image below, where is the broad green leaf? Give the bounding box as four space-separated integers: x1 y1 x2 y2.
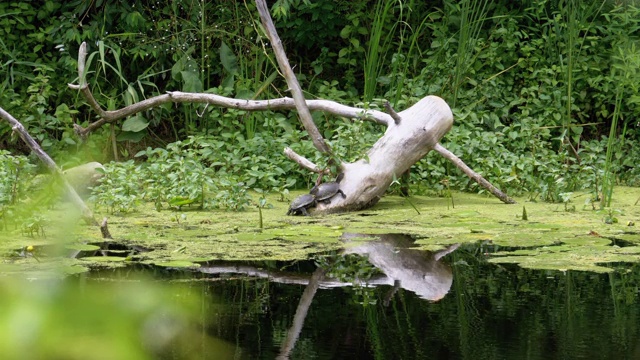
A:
117 130 146 142
219 41 238 75
122 115 149 132
180 70 203 93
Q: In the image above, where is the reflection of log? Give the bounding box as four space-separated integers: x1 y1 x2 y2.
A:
198 234 457 357
198 234 458 302
342 233 459 301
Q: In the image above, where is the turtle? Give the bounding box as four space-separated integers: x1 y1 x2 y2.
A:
287 193 316 216
310 173 346 204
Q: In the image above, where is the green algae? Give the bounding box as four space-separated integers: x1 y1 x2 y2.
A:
2 187 640 275
65 244 102 251
152 260 201 268
80 256 127 263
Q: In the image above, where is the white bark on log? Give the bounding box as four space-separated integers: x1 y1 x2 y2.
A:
315 96 454 213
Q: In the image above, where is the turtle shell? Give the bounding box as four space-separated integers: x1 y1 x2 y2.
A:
287 193 316 215
310 182 341 201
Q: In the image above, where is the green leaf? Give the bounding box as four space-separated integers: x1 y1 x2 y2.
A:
180 70 203 93
219 41 238 75
339 25 352 38
221 74 235 90
122 115 149 132
117 130 146 142
98 40 106 77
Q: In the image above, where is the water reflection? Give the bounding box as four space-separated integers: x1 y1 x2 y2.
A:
199 233 458 302
199 233 459 359
83 239 640 360
341 233 459 301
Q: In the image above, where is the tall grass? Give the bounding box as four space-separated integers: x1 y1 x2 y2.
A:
448 0 491 108
602 40 640 208
363 0 401 103
554 0 606 136
389 1 438 107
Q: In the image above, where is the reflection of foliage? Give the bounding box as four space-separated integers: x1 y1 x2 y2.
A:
315 253 379 283
195 251 640 359
315 253 381 306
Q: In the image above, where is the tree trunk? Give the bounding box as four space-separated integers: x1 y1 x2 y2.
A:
318 96 453 213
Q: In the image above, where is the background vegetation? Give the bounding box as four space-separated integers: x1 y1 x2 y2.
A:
2 0 640 212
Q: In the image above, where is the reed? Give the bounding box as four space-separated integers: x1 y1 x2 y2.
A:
364 0 401 103
602 40 640 208
449 0 491 108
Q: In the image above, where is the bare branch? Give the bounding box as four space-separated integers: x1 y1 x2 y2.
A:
284 147 330 174
68 42 109 119
70 89 392 137
255 0 331 155
433 143 516 204
384 101 402 125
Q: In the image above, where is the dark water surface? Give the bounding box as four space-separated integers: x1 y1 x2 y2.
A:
83 240 640 360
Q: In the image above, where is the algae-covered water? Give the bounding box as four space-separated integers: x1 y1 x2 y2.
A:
1 189 640 358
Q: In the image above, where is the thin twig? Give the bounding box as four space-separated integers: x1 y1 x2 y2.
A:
433 143 516 204
384 101 402 125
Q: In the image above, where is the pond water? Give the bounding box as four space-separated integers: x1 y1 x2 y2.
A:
80 236 640 360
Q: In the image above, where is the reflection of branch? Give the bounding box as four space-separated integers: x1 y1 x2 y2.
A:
434 243 460 261
383 280 401 307
277 267 326 360
0 107 112 237
198 264 390 287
